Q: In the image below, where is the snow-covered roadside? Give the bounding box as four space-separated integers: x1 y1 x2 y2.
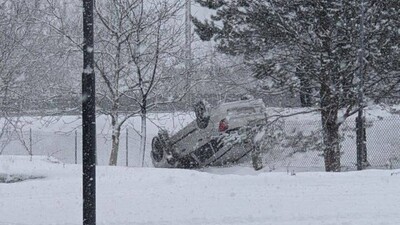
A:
1 156 399 225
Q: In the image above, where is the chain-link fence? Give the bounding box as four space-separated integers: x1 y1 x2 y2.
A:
1 115 399 171
0 113 193 167
261 116 400 172
0 129 146 167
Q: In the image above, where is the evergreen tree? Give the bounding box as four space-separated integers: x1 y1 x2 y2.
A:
364 0 400 102
193 0 399 171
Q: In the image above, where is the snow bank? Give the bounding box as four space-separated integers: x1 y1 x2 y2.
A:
1 156 399 225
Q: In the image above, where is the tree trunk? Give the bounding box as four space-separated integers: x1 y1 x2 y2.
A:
140 107 147 167
356 116 369 169
321 113 341 172
297 67 313 107
109 116 121 166
318 4 341 172
320 82 341 172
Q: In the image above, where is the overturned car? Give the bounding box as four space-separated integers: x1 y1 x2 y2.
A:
150 98 268 170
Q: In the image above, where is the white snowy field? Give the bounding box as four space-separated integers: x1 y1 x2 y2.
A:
1 155 399 225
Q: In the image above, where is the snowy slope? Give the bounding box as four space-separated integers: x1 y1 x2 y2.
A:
1 156 399 225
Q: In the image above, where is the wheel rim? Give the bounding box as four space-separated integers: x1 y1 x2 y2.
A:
151 137 164 162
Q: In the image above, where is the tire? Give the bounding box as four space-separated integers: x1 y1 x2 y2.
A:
194 100 210 129
151 132 177 168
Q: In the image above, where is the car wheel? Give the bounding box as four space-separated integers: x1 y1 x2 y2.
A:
151 136 164 163
151 132 177 168
194 100 210 129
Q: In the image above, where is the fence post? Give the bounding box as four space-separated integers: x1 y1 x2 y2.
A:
126 128 128 167
29 128 32 156
75 130 78 164
356 116 368 170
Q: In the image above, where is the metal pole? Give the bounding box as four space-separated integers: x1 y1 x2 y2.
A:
75 130 78 164
185 0 192 103
356 0 366 170
82 0 96 224
126 128 128 167
29 128 32 156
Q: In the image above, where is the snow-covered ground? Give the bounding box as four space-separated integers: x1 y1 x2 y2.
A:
1 105 399 224
1 155 399 225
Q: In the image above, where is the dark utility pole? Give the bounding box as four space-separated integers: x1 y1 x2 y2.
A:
185 0 192 104
82 0 96 225
356 0 367 170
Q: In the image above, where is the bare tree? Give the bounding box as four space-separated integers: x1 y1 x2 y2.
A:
37 0 189 166
0 0 82 157
94 0 185 166
0 1 39 153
